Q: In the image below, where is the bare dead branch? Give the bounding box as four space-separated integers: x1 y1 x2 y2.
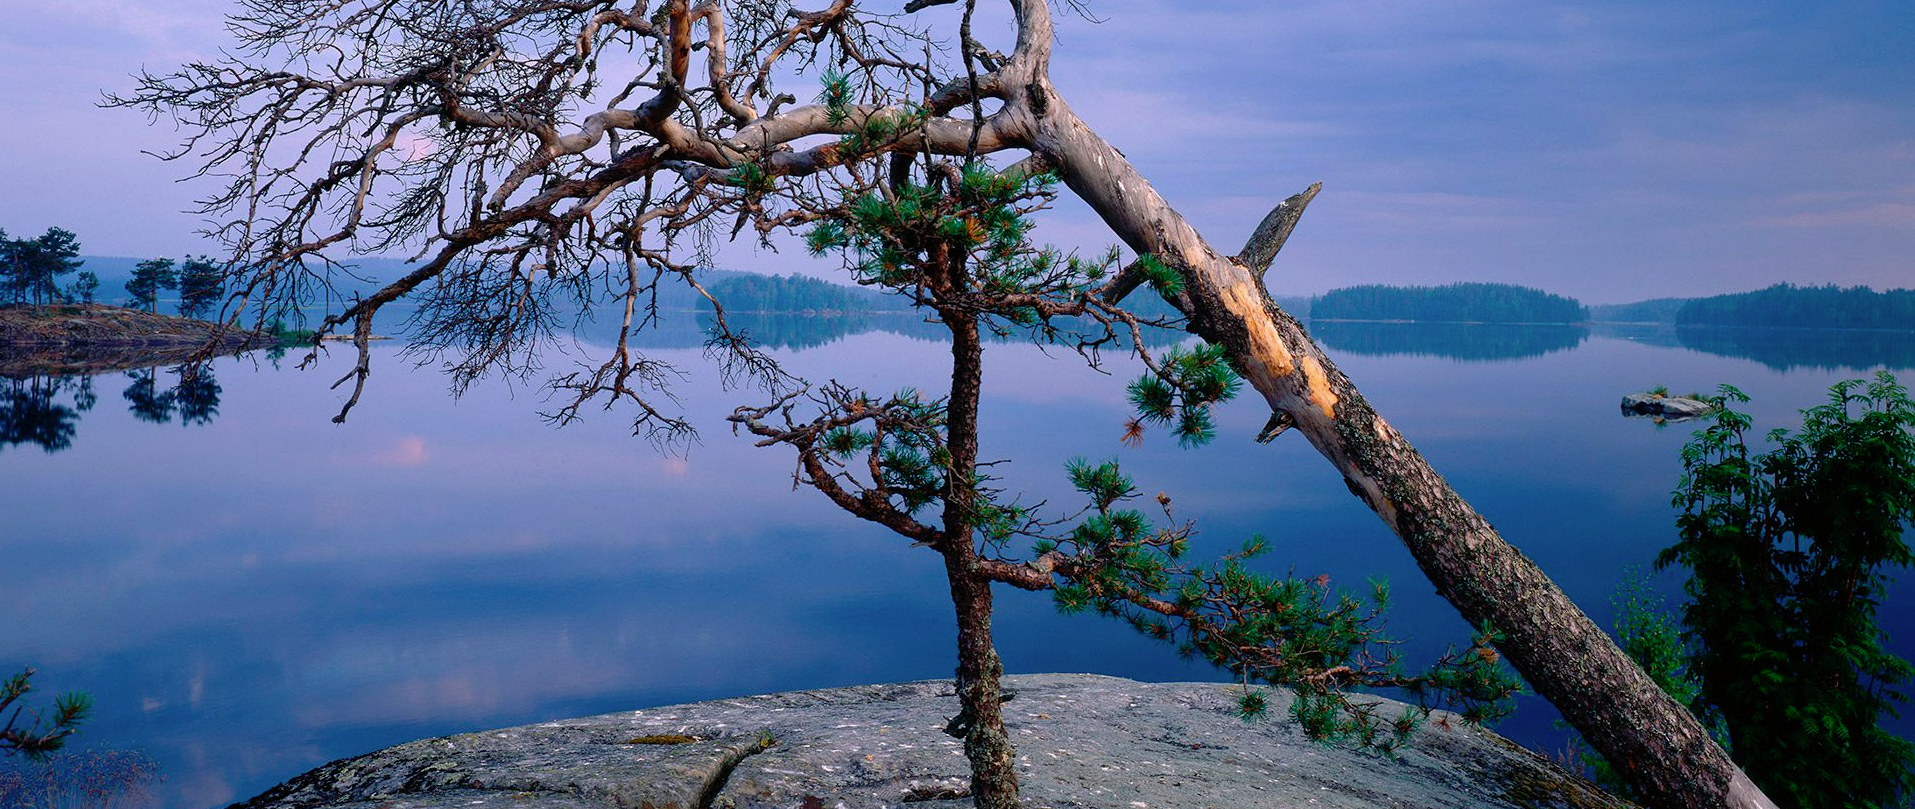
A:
1236 182 1321 275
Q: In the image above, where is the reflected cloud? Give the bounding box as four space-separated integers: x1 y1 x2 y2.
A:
373 435 431 467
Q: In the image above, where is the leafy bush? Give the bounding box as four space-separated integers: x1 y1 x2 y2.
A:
1657 372 1915 808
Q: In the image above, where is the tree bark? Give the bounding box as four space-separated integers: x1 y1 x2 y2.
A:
999 40 1777 809
940 305 1020 809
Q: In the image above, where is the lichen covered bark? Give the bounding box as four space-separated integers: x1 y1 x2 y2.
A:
941 308 1020 809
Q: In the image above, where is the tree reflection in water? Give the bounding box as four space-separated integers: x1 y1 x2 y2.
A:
0 363 222 454
0 376 90 453
1312 321 1590 362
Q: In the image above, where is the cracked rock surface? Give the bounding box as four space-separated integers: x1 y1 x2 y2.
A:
232 674 1628 809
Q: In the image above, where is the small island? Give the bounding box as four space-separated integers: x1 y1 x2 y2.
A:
0 304 275 377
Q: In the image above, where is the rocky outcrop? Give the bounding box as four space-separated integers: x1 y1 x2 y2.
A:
0 304 274 376
1620 392 1715 422
232 674 1628 809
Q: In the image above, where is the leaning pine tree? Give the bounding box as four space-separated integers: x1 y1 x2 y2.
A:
113 1 1777 804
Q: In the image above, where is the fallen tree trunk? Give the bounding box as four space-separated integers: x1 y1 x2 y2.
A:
986 4 1772 805
1019 93 1773 809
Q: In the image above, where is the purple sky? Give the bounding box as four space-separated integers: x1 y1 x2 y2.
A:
1 0 1910 302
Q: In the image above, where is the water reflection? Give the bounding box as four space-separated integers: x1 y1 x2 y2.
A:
1593 323 1915 371
5 326 1914 807
0 376 91 453
123 366 222 427
0 749 162 809
1309 320 1915 371
1674 326 1915 372
1 364 223 453
1311 321 1590 361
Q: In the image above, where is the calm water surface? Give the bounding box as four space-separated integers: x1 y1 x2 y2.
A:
3 319 1912 807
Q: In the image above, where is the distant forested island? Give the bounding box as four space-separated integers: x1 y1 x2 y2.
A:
1675 284 1915 331
1310 282 1588 324
697 273 904 314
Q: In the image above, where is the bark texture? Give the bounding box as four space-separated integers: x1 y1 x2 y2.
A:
939 309 1020 809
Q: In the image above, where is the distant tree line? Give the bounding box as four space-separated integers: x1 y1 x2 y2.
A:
1310 282 1589 324
697 273 903 314
1676 283 1915 331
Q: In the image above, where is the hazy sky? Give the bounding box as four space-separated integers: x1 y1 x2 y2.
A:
0 0 1910 301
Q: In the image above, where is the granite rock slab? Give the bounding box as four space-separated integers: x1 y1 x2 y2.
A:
233 674 1628 809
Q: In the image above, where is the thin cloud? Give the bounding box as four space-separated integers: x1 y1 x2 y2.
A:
1765 202 1915 229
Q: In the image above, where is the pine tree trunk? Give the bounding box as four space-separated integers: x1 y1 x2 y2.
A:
941 308 1020 808
1000 65 1776 809
943 547 1019 809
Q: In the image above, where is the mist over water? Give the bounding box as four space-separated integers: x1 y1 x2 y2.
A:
3 319 1913 807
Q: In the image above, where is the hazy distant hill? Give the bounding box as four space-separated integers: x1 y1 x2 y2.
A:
1589 297 1690 324
1310 282 1587 324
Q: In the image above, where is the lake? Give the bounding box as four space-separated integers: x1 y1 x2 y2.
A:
3 316 1913 807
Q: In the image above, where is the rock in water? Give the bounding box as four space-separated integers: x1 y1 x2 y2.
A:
231 674 1626 809
1621 393 1714 421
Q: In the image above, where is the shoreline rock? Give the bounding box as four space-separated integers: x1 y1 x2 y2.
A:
0 303 277 377
232 674 1627 809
